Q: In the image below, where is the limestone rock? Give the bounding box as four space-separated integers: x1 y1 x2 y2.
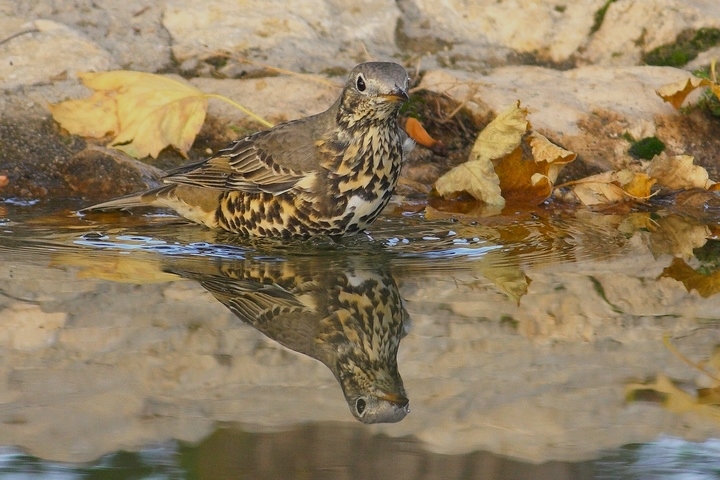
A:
163 0 402 74
0 18 116 89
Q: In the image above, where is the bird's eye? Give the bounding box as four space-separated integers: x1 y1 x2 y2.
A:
356 398 366 415
356 75 366 92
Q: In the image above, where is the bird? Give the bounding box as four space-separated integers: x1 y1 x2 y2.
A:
168 253 410 423
83 62 413 238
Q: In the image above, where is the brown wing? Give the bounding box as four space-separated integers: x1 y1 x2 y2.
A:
196 274 325 357
162 109 336 195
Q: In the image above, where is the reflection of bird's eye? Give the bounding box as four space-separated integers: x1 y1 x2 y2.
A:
356 75 366 92
356 398 366 415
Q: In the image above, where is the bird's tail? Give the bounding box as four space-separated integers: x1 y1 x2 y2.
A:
79 185 174 212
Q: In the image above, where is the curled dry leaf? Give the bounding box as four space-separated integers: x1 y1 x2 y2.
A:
434 101 576 208
656 76 712 109
566 170 656 206
405 117 439 149
495 131 576 205
434 101 529 207
647 154 716 190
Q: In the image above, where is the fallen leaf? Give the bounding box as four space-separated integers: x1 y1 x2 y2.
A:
473 100 529 164
647 154 716 190
434 157 505 206
656 76 712 109
405 117 439 149
648 215 710 259
51 71 209 158
626 374 720 423
434 101 530 207
494 131 576 204
660 257 720 298
0 175 8 188
566 170 655 206
50 89 119 138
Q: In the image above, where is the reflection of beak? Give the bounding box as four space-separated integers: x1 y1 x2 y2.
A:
380 85 409 103
380 392 410 408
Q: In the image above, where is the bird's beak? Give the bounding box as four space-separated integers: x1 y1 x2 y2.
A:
379 392 410 408
380 85 409 103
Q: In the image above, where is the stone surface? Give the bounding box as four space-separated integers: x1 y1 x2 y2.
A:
0 18 116 89
418 65 720 176
582 0 720 66
1 0 171 72
163 0 402 73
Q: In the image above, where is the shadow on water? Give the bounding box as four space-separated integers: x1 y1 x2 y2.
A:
2 201 720 477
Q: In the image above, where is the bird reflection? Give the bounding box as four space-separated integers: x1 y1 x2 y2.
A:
168 253 409 423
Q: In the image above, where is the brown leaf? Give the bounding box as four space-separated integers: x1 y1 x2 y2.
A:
0 175 8 188
567 170 655 206
405 117 439 149
660 257 720 298
647 154 716 190
495 132 576 205
656 76 712 109
434 101 529 206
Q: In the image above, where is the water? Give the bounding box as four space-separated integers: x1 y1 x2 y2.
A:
1 200 720 478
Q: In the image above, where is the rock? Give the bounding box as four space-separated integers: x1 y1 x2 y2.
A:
0 0 171 72
162 0 402 74
582 0 720 66
397 0 606 69
0 18 117 89
418 66 720 177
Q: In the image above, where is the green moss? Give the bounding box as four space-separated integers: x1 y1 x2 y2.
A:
691 67 720 117
644 28 720 66
628 136 665 160
590 0 617 35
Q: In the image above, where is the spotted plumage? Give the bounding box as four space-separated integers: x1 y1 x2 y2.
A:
83 62 412 238
169 255 410 423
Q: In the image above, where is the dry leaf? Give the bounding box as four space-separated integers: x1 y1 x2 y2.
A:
0 175 8 188
434 101 529 206
495 132 576 204
626 374 720 423
473 100 529 163
660 257 720 298
647 154 716 190
405 117 438 148
51 71 210 158
648 215 710 259
656 76 712 109
434 157 505 206
567 170 655 206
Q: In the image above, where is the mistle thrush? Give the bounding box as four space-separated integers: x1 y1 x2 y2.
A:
84 62 412 238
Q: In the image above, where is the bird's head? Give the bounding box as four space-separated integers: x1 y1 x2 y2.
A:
339 62 409 124
336 357 409 423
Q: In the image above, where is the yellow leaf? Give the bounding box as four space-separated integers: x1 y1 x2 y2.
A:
49 90 119 138
627 374 720 423
51 71 210 158
623 172 656 198
472 100 529 164
434 157 505 206
567 170 654 206
660 257 720 298
434 101 529 206
647 154 716 190
656 76 712 109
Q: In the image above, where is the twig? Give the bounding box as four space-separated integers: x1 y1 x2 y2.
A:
0 28 40 47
